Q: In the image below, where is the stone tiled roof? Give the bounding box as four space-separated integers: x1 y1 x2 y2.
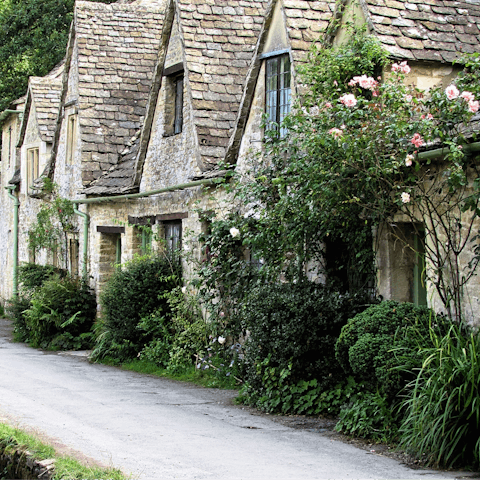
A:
82 130 141 195
283 0 335 63
361 0 480 62
75 1 165 184
29 76 63 143
178 0 270 171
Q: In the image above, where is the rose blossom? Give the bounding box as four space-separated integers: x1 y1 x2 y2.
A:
401 192 411 204
411 133 424 148
391 61 410 74
400 61 411 74
461 91 475 103
349 75 378 91
405 154 414 167
469 100 479 113
405 94 413 102
324 102 332 109
339 93 357 107
329 127 343 139
181 286 187 294
218 336 226 345
445 84 459 100
229 227 240 238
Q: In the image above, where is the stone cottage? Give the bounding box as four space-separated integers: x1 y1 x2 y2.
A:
1 0 480 320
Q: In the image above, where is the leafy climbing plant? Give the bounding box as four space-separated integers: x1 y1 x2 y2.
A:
27 184 76 270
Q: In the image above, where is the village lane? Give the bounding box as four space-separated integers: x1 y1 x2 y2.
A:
0 319 466 480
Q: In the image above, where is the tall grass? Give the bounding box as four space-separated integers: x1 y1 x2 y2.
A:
399 323 480 468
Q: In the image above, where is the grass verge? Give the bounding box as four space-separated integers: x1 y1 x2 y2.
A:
99 357 241 390
0 422 125 480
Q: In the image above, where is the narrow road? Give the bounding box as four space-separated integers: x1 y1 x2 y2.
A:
0 319 465 480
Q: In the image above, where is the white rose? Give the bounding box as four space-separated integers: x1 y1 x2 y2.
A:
229 227 240 238
218 336 226 345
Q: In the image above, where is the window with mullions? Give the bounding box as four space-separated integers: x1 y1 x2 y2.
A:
27 147 39 191
266 54 291 137
164 221 182 253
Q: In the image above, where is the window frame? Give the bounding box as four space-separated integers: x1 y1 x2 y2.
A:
27 147 39 191
66 114 77 165
173 74 184 135
265 52 291 137
164 220 182 253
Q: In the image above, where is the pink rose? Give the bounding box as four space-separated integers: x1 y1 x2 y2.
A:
405 154 414 167
329 127 343 139
445 85 459 100
461 91 475 103
468 100 479 113
401 192 411 204
411 133 424 148
339 94 357 107
399 61 411 74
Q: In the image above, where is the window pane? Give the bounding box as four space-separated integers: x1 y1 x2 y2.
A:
174 76 183 134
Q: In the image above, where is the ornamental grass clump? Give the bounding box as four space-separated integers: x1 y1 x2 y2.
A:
398 323 480 469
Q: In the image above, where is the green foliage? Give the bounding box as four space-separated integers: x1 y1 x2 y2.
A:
0 0 116 112
18 262 67 291
27 195 76 269
300 29 389 100
0 422 125 480
6 263 68 342
0 302 4 317
94 253 180 361
23 275 96 349
335 391 399 442
398 324 480 469
239 354 363 416
335 300 449 398
242 281 376 392
5 295 31 342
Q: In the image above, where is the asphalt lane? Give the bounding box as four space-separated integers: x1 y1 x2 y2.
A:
0 318 465 480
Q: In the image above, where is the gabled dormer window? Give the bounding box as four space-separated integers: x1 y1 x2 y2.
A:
265 53 291 137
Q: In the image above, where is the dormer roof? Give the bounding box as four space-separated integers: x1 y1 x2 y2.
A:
359 0 480 63
17 63 63 146
74 0 166 183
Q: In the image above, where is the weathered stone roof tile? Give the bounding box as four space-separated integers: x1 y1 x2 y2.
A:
362 0 480 62
29 74 63 143
177 0 270 169
75 1 165 185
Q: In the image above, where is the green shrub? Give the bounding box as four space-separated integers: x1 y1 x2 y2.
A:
239 354 363 416
23 275 96 349
0 302 5 317
399 323 480 469
97 254 180 361
6 263 69 342
6 295 32 342
335 300 449 398
241 282 376 394
335 391 399 442
18 262 67 291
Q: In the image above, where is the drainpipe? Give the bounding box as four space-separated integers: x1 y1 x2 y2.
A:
71 177 219 276
73 205 89 279
417 141 480 161
72 178 217 205
5 185 19 297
